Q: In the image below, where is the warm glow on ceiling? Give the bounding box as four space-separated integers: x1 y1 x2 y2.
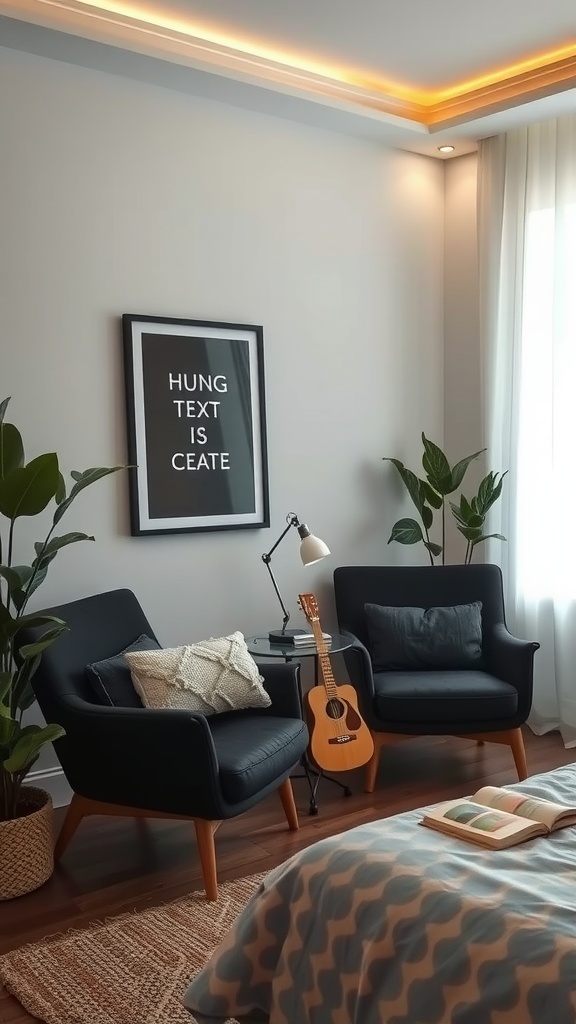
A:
11 0 576 135
432 42 576 102
67 0 576 109
68 0 421 100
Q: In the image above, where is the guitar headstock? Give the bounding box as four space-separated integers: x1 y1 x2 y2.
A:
298 592 319 625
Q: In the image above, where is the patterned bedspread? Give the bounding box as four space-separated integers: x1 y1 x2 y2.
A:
184 765 576 1023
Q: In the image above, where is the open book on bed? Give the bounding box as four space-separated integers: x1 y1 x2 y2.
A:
421 785 576 849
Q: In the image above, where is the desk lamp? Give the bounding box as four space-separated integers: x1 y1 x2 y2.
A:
262 512 330 644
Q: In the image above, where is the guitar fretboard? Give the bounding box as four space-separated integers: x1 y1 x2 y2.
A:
308 615 338 700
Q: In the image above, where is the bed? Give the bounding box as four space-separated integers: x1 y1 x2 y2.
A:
184 765 576 1023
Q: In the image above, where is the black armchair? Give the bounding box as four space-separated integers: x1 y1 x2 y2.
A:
333 564 539 792
19 589 309 899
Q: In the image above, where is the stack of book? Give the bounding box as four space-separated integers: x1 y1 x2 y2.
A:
292 632 332 647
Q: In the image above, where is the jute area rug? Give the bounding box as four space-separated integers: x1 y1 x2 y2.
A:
0 872 266 1024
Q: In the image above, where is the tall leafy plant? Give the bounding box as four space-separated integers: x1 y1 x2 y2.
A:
0 397 124 821
384 433 506 565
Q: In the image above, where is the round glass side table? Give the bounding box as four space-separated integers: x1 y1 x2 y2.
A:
246 632 354 815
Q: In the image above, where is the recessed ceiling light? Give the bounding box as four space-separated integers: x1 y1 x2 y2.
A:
438 145 455 153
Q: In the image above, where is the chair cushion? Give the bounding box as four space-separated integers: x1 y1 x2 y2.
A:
365 601 483 671
125 632 271 716
209 714 308 803
86 634 160 707
373 670 518 724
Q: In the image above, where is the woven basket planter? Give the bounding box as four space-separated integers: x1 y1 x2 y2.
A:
0 786 54 900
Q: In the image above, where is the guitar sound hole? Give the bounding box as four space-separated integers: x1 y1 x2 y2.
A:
326 698 345 720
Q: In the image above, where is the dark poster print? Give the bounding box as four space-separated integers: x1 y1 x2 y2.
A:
122 316 269 535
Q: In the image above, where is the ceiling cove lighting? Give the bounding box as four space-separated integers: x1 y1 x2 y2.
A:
19 1 576 129
64 3 576 105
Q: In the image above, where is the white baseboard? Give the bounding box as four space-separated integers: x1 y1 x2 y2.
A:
27 766 72 808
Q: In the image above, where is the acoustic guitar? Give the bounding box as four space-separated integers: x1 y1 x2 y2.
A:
298 593 374 773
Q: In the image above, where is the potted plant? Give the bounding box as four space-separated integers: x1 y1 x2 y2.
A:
384 433 507 565
0 397 123 898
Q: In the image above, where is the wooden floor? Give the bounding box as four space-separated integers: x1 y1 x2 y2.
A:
1 728 574 1022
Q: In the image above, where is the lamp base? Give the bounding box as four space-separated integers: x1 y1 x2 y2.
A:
268 628 307 645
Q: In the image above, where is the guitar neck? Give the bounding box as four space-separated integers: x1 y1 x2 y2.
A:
309 617 338 699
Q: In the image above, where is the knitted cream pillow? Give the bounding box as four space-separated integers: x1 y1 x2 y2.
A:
124 631 271 716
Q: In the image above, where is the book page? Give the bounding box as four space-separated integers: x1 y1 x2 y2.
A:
473 786 576 830
423 799 544 847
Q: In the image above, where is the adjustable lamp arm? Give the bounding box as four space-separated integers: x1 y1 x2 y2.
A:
262 513 301 562
261 513 300 632
261 512 329 644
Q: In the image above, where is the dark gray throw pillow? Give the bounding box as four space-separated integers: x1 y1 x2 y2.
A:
86 634 160 707
365 601 483 672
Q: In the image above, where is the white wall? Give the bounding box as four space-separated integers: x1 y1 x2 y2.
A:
0 45 445 784
443 152 481 562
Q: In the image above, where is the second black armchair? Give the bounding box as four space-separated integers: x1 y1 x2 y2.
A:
18 589 309 900
334 563 539 792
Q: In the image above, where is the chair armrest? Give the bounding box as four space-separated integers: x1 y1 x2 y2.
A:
485 624 540 685
485 624 539 722
56 695 224 816
256 661 302 719
340 631 378 725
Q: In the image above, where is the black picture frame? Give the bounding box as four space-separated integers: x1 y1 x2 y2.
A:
122 314 270 536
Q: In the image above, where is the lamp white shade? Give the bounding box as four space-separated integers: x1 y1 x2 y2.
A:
299 533 331 566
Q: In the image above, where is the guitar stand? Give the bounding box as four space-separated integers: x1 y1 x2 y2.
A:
293 753 353 816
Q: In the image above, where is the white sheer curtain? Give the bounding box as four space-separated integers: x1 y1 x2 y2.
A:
478 116 576 746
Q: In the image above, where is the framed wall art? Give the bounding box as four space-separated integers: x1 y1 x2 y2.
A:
122 314 269 535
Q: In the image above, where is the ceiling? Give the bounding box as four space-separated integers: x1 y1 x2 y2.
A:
2 0 576 157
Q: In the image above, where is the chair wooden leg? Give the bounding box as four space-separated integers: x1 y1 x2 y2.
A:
365 742 381 793
365 732 411 793
509 727 528 781
458 728 528 781
54 793 88 861
194 818 218 901
278 778 299 831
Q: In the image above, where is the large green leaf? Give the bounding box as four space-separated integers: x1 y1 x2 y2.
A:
449 497 468 526
0 712 17 747
0 603 12 659
449 449 485 491
449 495 484 529
422 481 443 509
421 435 452 494
421 504 433 530
451 507 484 529
0 397 11 427
383 459 426 515
35 532 95 560
0 423 24 480
3 723 65 773
424 541 443 557
10 653 41 713
8 612 67 640
0 564 33 613
475 471 508 516
55 472 66 505
19 561 49 601
457 525 484 541
16 680 38 712
0 564 33 590
0 672 12 703
387 518 424 545
23 534 95 602
16 623 68 658
470 532 507 548
0 453 60 520
53 466 124 525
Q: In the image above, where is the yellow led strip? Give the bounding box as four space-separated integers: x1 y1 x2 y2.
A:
6 0 576 126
